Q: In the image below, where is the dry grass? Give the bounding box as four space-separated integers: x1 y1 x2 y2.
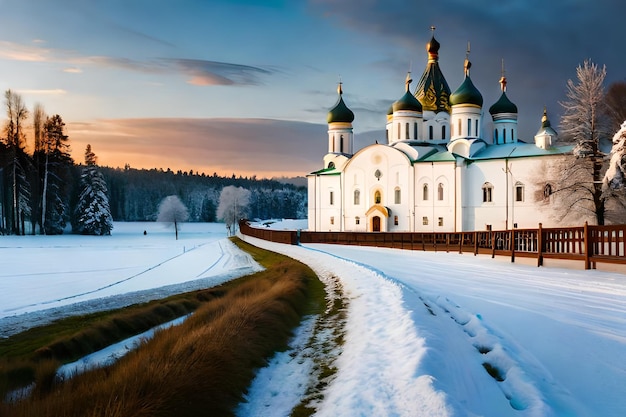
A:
1 238 325 417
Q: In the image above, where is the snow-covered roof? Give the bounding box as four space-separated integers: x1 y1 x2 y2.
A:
468 142 573 160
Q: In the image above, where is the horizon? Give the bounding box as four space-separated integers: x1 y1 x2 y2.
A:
1 0 625 177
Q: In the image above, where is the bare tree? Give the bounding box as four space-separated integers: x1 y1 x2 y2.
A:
157 195 189 239
603 81 626 133
217 186 250 236
558 60 611 225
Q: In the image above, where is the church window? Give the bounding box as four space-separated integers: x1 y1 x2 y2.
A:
544 183 553 199
328 162 335 169
394 187 401 204
330 191 334 205
475 119 479 136
414 123 418 140
482 183 493 203
394 215 399 226
354 189 360 205
375 190 382 204
515 182 524 202
495 129 499 144
457 119 461 136
397 123 401 140
423 184 429 201
438 217 444 227
429 125 434 140
503 129 507 142
330 216 334 225
442 125 446 139
437 183 444 201
511 128 515 142
468 119 471 136
406 123 410 139
340 134 344 153
355 216 360 225
422 216 429 225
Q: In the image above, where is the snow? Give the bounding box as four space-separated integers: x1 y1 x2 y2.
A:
2 221 626 416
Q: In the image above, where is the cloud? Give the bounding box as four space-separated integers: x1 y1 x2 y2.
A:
17 89 67 95
165 59 274 86
0 41 274 86
67 118 327 177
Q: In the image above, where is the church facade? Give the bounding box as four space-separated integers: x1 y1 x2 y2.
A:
307 34 571 233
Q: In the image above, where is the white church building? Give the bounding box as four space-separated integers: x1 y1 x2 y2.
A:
307 33 572 232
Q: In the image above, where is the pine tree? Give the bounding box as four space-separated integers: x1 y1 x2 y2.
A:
39 114 73 234
74 144 113 235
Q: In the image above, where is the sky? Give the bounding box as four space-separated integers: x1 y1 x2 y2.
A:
0 0 624 178
1 221 624 416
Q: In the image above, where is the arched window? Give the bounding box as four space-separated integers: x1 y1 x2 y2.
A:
328 162 335 169
442 125 446 139
355 216 360 225
394 187 401 204
544 183 553 199
503 129 507 142
375 190 381 204
406 123 410 139
515 182 524 202
495 129 499 144
511 128 515 142
458 119 461 136
397 123 401 140
437 183 444 201
468 119 472 136
394 215 399 226
340 134 344 153
423 183 429 201
429 125 434 140
354 189 360 205
414 123 418 140
482 182 493 203
330 191 334 205
475 119 479 136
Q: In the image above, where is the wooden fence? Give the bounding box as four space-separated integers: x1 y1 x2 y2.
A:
239 220 626 270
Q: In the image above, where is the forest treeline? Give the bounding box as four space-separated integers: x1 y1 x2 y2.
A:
0 88 306 235
102 166 307 223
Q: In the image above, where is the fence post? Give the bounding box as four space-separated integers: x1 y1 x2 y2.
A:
510 228 516 263
491 230 496 258
537 223 544 267
583 221 591 270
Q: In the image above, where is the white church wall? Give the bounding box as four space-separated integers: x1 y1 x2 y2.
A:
413 162 456 232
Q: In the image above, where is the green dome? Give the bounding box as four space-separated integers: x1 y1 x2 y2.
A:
392 90 422 112
450 75 483 107
489 91 517 115
327 86 354 123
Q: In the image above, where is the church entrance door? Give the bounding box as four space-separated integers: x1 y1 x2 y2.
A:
372 216 381 232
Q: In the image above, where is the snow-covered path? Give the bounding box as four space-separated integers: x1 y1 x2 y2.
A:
241 235 626 417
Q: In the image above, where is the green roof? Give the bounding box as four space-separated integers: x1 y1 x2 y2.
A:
327 95 354 123
450 75 483 107
489 91 517 115
393 90 422 112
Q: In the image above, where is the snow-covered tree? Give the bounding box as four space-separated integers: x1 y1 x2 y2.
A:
157 195 189 240
73 145 113 235
217 186 250 236
558 60 611 225
603 121 626 191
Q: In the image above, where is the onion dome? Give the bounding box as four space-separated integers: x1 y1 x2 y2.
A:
489 91 517 115
415 27 452 113
327 83 354 123
450 55 483 107
536 107 557 136
393 72 422 112
489 65 517 115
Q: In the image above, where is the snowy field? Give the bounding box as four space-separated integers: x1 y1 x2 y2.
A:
1 221 625 416
0 222 261 337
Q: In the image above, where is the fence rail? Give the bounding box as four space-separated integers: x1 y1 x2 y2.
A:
239 220 626 270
